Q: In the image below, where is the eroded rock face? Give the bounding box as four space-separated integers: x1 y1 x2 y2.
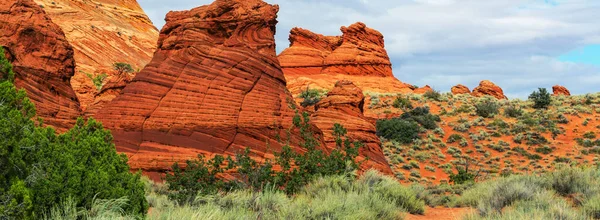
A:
451 84 470 95
312 80 392 174
96 0 310 173
413 85 433 94
279 23 413 96
0 0 80 132
84 72 133 117
472 80 507 99
553 85 571 96
33 0 159 111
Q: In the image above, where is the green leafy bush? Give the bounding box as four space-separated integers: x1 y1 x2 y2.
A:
475 99 500 118
299 88 326 107
0 47 15 81
376 118 420 144
393 96 413 110
0 54 147 218
400 107 441 130
424 90 442 101
529 88 551 109
166 113 364 203
86 73 108 91
113 62 135 74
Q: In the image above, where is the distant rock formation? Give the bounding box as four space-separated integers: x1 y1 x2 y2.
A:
552 85 571 96
33 0 159 111
278 23 414 97
96 0 317 173
472 80 507 99
414 85 434 94
0 0 80 132
312 80 392 174
451 84 470 95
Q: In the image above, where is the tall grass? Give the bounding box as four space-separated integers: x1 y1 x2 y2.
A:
48 170 423 220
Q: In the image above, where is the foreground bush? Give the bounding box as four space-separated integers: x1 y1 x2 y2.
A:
529 88 551 109
0 52 147 218
376 118 420 144
475 99 499 118
458 167 600 219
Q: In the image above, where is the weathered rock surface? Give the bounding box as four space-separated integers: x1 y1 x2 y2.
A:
279 23 413 96
414 85 433 94
451 84 470 95
471 80 507 99
84 72 133 117
0 0 80 131
552 85 571 96
33 0 159 110
96 0 312 173
312 80 392 174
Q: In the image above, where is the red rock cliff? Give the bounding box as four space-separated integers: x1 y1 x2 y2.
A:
552 85 570 96
472 80 507 99
96 0 311 173
278 23 413 96
0 0 80 131
33 0 159 111
312 80 392 174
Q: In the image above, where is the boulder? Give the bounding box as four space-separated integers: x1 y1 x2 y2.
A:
552 85 571 96
451 84 470 95
472 80 507 99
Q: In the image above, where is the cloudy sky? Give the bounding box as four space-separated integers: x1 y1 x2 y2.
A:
138 0 600 98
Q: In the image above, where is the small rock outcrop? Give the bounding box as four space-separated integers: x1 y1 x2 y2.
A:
0 0 81 131
278 23 413 96
312 80 392 174
472 80 507 99
451 84 470 95
413 85 434 94
33 0 159 111
84 72 133 117
96 0 314 173
552 85 571 96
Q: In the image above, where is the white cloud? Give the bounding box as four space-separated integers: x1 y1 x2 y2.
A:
137 0 600 98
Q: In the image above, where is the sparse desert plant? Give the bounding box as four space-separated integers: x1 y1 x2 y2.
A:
424 90 442 101
503 105 524 118
393 96 413 110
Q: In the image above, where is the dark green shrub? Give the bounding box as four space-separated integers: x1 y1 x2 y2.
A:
447 134 464 144
0 47 15 81
1 56 147 218
449 169 476 185
424 90 442 101
584 132 597 139
535 146 554 154
475 99 500 118
503 105 523 118
400 107 441 130
376 119 420 144
529 88 551 109
393 96 413 110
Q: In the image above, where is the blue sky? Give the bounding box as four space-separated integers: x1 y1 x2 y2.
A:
138 0 600 98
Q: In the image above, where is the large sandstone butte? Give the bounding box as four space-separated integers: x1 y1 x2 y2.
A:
278 23 414 96
553 85 571 96
472 80 507 99
0 0 80 132
96 0 316 173
312 80 392 174
33 0 159 110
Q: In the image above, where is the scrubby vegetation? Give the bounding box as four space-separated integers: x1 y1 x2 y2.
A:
86 72 108 91
299 87 327 107
0 53 147 218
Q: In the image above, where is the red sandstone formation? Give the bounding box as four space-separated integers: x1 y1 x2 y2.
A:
96 0 315 173
472 80 507 99
0 0 80 131
33 0 159 111
312 80 392 174
279 23 413 96
84 72 133 117
414 85 434 94
451 84 470 95
553 85 571 96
